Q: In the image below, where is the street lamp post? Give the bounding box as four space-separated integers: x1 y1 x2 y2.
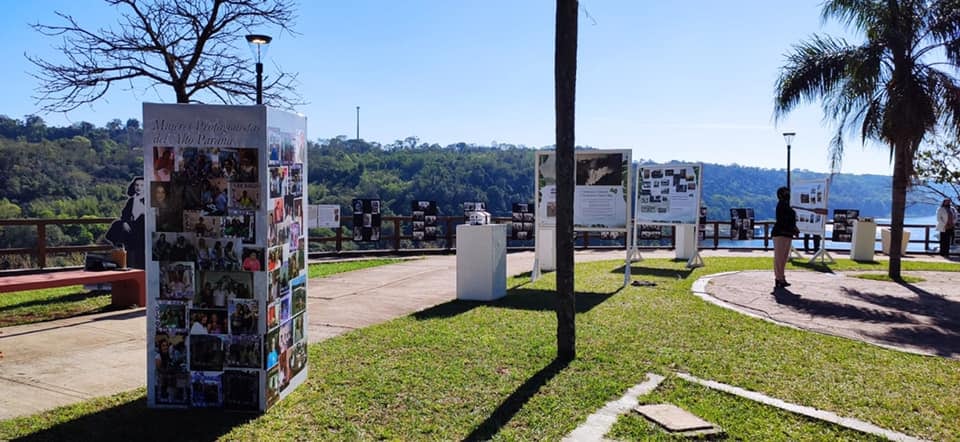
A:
245 34 272 105
782 132 795 189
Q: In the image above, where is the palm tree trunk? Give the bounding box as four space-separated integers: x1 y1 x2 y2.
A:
554 0 578 362
888 142 908 279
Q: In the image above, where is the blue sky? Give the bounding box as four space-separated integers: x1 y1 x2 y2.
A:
1 1 900 175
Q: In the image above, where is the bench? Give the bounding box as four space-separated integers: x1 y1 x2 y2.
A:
0 269 146 307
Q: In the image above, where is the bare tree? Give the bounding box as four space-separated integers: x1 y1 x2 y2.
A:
555 0 578 362
27 0 301 112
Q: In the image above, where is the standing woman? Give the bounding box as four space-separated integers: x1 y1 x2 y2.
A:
771 186 798 288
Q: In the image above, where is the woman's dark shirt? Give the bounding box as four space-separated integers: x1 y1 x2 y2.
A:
771 199 797 238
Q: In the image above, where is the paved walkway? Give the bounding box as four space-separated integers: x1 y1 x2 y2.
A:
0 249 955 420
697 269 960 359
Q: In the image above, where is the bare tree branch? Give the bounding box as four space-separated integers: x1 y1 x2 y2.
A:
27 0 302 112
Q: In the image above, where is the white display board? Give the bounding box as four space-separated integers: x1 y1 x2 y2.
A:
144 103 308 411
309 204 341 229
790 178 830 235
635 163 703 225
533 149 633 283
632 163 704 267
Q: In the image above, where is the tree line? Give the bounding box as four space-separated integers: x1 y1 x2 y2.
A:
0 117 946 253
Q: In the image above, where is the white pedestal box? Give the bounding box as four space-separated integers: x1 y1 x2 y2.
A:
674 225 697 260
456 224 507 301
880 228 910 256
850 220 877 261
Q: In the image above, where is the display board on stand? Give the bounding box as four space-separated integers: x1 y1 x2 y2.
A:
830 209 860 242
511 203 535 241
729 208 756 240
633 163 704 267
309 204 341 229
352 199 382 242
533 149 633 284
144 103 308 411
791 178 834 264
411 200 438 241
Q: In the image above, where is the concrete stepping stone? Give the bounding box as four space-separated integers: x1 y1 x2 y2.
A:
633 403 724 437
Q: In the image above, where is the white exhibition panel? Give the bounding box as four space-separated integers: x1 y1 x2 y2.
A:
635 163 703 226
456 224 507 301
790 178 830 235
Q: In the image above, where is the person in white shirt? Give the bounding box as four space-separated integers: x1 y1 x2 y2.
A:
936 198 957 257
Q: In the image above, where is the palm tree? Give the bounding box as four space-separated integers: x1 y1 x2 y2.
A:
775 0 960 279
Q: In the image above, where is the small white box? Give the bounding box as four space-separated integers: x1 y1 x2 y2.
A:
456 224 507 301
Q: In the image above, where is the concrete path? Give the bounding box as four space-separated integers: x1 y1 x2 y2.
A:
697 269 960 359
0 248 954 421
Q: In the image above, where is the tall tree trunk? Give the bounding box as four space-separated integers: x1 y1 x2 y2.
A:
888 141 907 279
555 0 578 362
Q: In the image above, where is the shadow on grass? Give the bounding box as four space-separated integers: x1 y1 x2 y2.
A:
11 396 257 442
611 264 693 280
463 357 570 441
414 287 618 321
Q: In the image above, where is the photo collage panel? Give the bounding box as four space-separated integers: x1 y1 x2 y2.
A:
510 202 535 241
831 209 860 242
352 198 382 242
637 166 699 215
729 208 755 241
150 144 271 410
411 200 439 241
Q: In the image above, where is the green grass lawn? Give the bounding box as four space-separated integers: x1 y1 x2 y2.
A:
0 285 112 327
608 376 887 441
0 259 407 328
1 257 958 441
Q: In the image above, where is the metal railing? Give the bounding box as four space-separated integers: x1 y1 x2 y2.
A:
0 216 945 272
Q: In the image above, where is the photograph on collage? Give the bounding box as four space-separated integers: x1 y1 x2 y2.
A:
287 164 303 196
189 334 225 371
222 370 259 410
159 261 195 301
153 146 175 182
291 275 306 316
189 308 228 335
265 327 280 369
230 183 260 211
225 211 256 243
267 301 278 330
190 371 223 408
225 334 262 369
240 246 265 272
154 333 187 375
156 301 188 333
228 298 259 335
289 341 308 379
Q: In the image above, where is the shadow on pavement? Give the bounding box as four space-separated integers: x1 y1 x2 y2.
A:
462 357 570 441
11 396 256 442
771 286 914 324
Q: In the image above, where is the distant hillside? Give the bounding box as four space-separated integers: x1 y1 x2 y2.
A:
0 117 935 225
309 138 932 220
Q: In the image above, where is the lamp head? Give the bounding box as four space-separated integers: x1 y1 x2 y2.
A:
782 132 796 146
244 34 272 62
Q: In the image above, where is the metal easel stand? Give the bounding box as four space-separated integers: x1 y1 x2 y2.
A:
686 250 704 268
789 246 804 260
808 246 834 265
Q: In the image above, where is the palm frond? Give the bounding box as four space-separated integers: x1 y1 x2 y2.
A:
774 35 864 119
